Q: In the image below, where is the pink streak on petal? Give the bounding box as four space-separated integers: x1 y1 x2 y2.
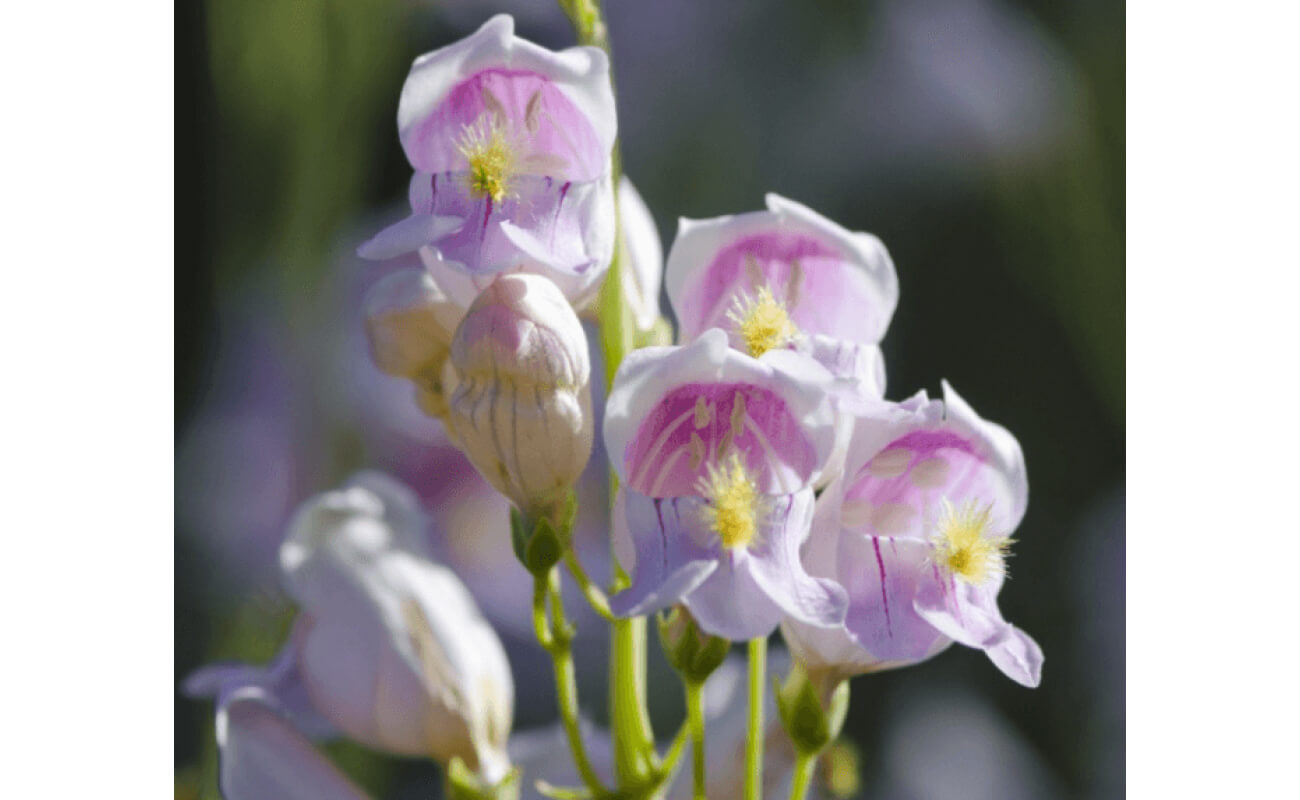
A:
678 231 885 345
404 69 605 181
623 382 818 497
872 536 892 636
841 428 1008 541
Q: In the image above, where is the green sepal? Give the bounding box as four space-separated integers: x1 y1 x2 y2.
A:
775 664 850 756
526 516 564 575
510 507 530 566
511 492 576 577
657 607 731 686
445 757 521 800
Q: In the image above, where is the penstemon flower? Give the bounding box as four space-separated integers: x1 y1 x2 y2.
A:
665 194 898 396
446 272 593 518
190 472 517 788
360 14 617 309
603 329 847 640
214 689 369 800
781 382 1044 688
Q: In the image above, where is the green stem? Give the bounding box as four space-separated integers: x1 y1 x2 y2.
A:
658 720 691 787
564 549 616 622
557 0 657 791
532 575 554 650
788 751 816 800
685 681 707 800
609 615 657 785
744 637 767 800
535 569 608 797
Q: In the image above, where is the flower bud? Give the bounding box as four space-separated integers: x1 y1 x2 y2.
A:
280 472 515 785
774 661 850 757
447 273 594 516
657 606 731 685
364 268 465 419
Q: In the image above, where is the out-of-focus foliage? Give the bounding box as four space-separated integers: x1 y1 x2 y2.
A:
204 0 411 291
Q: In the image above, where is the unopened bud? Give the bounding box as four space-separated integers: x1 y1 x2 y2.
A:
658 606 731 685
775 661 850 756
509 494 575 576
448 273 594 516
365 269 465 418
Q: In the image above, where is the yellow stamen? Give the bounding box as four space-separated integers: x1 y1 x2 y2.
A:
457 116 517 204
726 286 799 358
932 499 1013 585
697 452 764 550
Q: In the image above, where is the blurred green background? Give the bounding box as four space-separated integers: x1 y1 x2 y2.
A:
176 1 1123 797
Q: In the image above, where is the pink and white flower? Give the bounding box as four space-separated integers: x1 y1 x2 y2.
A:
190 472 517 785
360 14 617 308
780 382 1043 687
446 273 594 516
603 329 847 640
665 194 898 395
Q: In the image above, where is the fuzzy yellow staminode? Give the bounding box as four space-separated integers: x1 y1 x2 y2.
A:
457 117 517 204
726 286 799 358
932 499 1013 585
697 452 765 550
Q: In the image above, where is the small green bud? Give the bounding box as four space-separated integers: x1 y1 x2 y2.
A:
526 517 563 574
657 606 731 685
776 663 850 756
510 500 572 577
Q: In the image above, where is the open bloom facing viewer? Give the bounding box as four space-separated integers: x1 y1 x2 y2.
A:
666 194 898 396
603 329 848 641
361 14 617 309
782 382 1044 689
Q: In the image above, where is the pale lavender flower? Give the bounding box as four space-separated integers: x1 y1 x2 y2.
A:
665 194 897 396
360 14 618 309
603 329 847 640
188 472 516 784
214 689 368 800
184 628 334 744
781 382 1043 687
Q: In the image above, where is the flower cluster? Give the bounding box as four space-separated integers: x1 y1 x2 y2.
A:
606 194 1044 685
187 11 1044 800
